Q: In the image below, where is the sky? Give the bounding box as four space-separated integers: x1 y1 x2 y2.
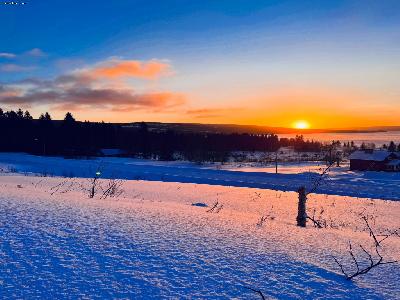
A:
0 0 399 128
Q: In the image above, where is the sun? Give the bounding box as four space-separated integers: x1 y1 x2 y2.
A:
292 120 310 129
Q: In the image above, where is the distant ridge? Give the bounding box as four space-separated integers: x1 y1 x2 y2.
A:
117 122 398 135
30 119 400 135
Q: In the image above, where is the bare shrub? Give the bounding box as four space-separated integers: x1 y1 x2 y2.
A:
333 217 398 280
307 206 327 228
100 179 125 199
49 178 77 195
214 204 224 213
257 205 275 227
296 161 335 228
256 215 268 227
207 201 223 213
88 175 100 198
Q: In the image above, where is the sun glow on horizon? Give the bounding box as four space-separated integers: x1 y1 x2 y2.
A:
293 120 310 129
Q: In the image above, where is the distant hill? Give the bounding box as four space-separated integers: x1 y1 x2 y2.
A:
35 119 400 135
118 122 395 135
362 126 400 132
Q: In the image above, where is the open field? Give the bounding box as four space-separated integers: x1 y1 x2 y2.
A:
0 171 400 298
1 153 400 201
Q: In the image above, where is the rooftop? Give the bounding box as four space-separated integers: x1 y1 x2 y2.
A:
349 150 399 161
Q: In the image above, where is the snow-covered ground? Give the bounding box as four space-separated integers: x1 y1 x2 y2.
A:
0 174 399 299
1 153 400 200
219 160 345 174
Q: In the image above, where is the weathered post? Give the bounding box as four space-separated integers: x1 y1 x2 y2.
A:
89 171 101 198
296 186 307 227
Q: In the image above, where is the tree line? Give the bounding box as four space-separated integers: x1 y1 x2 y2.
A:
0 108 334 161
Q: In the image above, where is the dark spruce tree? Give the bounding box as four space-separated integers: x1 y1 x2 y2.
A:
0 106 336 162
388 141 396 152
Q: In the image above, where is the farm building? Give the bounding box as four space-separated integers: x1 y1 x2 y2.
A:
349 149 400 171
386 159 400 172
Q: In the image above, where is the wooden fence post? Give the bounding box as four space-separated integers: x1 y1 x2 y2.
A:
296 186 307 227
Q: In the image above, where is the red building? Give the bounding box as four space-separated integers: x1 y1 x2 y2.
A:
349 150 400 171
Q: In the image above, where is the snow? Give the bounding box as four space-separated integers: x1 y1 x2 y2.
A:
1 153 400 201
348 150 398 161
0 174 399 299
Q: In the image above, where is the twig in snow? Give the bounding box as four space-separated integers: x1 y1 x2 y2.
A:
214 204 224 213
377 228 400 244
333 217 398 280
206 201 224 213
296 161 334 228
207 201 219 213
306 207 326 229
244 287 266 300
100 179 125 199
257 206 275 227
256 215 268 227
362 215 380 247
307 161 335 196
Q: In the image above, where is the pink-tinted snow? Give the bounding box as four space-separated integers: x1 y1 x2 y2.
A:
0 174 399 299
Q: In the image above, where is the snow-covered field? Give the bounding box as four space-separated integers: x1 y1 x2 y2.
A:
0 172 399 299
1 153 400 200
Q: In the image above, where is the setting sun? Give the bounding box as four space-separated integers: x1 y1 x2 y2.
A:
293 120 310 129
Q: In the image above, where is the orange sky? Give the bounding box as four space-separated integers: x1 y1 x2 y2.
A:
65 84 397 129
1 2 400 129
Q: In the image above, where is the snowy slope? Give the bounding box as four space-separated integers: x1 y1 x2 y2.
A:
1 153 400 200
0 174 399 299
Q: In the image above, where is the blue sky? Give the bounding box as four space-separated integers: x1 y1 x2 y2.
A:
0 0 399 127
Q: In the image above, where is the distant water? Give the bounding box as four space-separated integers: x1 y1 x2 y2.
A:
280 131 400 146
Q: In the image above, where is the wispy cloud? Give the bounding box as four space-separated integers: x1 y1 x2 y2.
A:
0 58 185 112
0 64 36 72
81 58 172 80
186 108 242 118
0 52 16 59
0 48 46 60
25 48 46 57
